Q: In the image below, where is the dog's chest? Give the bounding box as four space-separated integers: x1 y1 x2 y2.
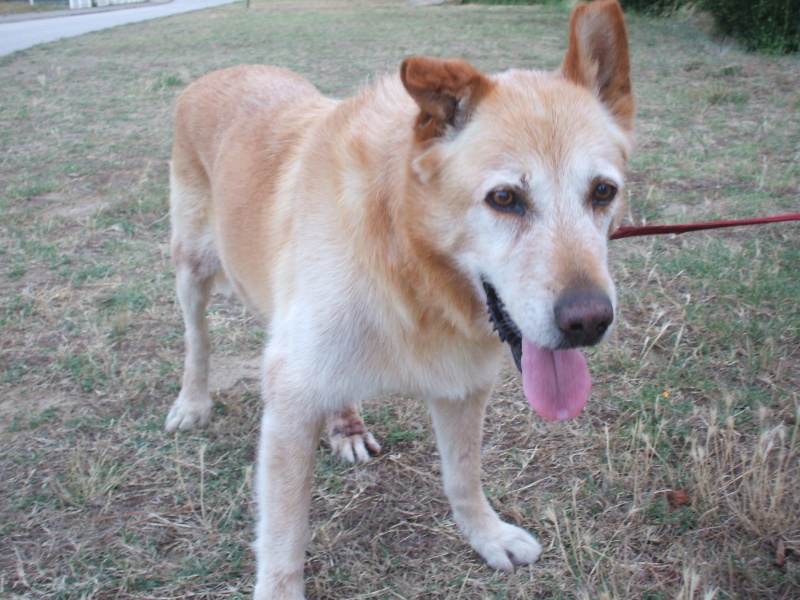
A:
390 334 503 401
347 312 504 402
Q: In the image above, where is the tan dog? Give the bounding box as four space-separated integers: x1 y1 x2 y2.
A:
165 1 633 597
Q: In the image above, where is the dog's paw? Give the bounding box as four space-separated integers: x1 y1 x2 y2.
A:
471 521 542 571
254 576 304 600
165 392 213 433
254 589 303 600
329 427 381 463
327 406 381 463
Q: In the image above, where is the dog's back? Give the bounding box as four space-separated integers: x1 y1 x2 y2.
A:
169 65 336 318
172 65 325 187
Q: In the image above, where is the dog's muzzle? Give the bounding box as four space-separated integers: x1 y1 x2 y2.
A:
483 281 614 372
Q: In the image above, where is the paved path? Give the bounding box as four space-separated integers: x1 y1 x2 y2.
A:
0 0 240 56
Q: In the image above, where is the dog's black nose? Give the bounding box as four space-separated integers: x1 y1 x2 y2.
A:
554 292 614 347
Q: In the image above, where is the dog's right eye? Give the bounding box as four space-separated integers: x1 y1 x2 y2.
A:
486 189 525 216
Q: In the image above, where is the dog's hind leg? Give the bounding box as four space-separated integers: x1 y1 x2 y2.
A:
328 403 381 463
165 260 215 432
427 386 542 570
165 166 218 433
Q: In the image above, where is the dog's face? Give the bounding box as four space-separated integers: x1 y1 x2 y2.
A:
424 70 631 350
402 0 633 421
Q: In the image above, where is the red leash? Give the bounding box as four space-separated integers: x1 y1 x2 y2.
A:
611 213 800 240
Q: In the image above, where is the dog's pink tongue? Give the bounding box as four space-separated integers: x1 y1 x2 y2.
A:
521 338 591 421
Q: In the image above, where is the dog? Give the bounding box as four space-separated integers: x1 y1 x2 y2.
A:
164 0 633 597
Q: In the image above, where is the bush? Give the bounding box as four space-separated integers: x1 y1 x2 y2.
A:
462 0 563 5
702 0 799 54
619 0 695 15
479 0 799 54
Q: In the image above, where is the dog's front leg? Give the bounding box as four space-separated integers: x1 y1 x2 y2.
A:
427 386 542 571
253 371 324 600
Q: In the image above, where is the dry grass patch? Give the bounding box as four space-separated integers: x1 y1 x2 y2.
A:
1 1 798 598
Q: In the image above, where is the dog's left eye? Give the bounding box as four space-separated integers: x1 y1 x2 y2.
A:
592 182 617 207
485 188 525 215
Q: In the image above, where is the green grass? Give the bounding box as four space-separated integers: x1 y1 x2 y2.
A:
0 0 798 598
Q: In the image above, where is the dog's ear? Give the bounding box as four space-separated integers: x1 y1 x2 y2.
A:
561 0 633 132
401 56 494 142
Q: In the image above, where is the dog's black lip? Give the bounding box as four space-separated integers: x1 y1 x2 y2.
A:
482 280 523 372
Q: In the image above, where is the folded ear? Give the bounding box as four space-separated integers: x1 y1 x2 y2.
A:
401 56 494 142
561 0 633 132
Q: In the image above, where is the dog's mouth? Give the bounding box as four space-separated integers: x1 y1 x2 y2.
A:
483 281 523 372
482 280 592 422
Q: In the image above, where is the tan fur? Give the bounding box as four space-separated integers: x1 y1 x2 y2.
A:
165 2 634 598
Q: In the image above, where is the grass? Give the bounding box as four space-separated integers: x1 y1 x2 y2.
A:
0 2 66 18
0 0 798 598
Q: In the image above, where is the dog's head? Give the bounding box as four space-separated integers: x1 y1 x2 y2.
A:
400 0 633 421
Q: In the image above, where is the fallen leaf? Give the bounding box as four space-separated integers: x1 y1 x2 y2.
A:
666 489 691 507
